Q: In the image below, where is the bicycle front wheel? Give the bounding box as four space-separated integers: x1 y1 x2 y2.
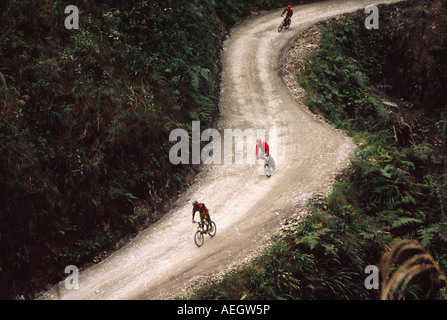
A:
194 230 204 247
278 21 284 32
264 163 272 178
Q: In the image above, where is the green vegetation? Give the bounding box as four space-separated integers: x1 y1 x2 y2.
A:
0 0 222 297
299 5 447 286
2 0 444 301
0 0 328 300
192 0 447 300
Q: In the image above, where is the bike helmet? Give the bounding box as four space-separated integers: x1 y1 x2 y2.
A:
192 200 198 206
256 138 262 143
288 5 291 8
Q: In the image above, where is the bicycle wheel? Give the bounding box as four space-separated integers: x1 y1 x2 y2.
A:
208 221 217 237
278 21 284 32
285 19 291 29
194 230 204 247
264 162 272 178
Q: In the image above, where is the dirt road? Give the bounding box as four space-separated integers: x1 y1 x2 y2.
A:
39 0 405 300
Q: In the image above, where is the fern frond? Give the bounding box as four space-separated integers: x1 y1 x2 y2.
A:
418 222 447 247
296 233 321 251
418 225 437 247
391 217 423 230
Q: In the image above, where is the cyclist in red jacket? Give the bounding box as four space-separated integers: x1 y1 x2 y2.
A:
192 201 211 224
281 5 294 23
256 138 276 170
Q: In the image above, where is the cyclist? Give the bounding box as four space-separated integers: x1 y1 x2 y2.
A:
256 138 276 170
281 5 293 25
192 201 213 230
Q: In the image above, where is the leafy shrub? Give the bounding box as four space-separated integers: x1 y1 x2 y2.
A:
193 1 447 300
0 0 270 298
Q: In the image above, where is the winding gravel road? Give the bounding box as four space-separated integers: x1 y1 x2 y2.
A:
39 0 405 300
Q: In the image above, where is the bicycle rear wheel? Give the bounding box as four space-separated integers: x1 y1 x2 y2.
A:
208 221 217 237
194 230 204 247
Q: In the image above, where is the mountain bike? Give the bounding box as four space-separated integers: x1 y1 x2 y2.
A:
260 154 276 178
193 219 217 247
278 16 291 32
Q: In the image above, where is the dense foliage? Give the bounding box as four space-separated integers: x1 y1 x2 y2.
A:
192 0 447 300
0 0 325 300
300 3 447 279
0 0 221 297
